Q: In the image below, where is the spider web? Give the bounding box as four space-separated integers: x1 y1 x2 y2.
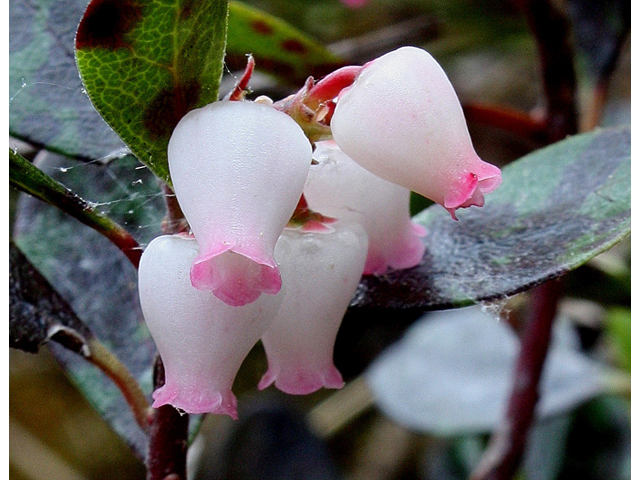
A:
11 147 167 460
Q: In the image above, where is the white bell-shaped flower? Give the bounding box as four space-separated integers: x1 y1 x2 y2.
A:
168 100 312 306
138 235 282 418
330 46 501 219
304 141 426 274
258 222 368 395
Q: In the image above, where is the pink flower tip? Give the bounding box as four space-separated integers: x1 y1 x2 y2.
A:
443 160 502 220
257 364 345 395
363 228 425 274
190 248 282 307
329 46 503 217
151 383 239 419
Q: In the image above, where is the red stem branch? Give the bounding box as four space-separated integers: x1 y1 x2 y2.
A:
471 3 578 477
471 280 562 480
161 183 189 235
463 103 548 144
146 358 190 480
511 0 579 141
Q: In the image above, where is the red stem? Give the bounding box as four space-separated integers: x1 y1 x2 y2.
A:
511 0 578 140
470 280 562 480
161 183 189 235
471 4 577 477
106 227 143 269
146 358 189 480
463 103 548 144
226 55 256 101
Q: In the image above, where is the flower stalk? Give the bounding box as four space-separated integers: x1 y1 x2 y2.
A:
85 338 152 432
146 358 189 480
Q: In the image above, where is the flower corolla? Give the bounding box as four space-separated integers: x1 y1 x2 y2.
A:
258 222 368 394
168 100 312 306
304 141 425 274
330 46 502 219
138 234 282 418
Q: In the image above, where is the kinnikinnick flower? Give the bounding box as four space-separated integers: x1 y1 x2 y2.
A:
304 141 425 274
138 44 505 420
330 46 502 219
168 100 312 306
258 221 368 394
138 234 283 418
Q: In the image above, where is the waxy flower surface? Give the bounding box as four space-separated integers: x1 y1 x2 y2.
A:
330 46 502 219
304 141 425 274
138 235 282 418
168 100 312 306
259 222 368 395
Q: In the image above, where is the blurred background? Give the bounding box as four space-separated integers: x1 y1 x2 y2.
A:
9 0 631 479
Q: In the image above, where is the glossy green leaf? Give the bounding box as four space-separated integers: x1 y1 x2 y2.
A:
75 0 229 184
11 239 151 458
11 151 208 458
9 0 126 160
12 152 163 459
348 126 631 313
226 1 345 84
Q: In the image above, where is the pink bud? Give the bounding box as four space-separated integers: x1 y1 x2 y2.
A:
330 46 501 219
305 141 425 274
168 101 312 306
138 235 282 417
258 222 368 395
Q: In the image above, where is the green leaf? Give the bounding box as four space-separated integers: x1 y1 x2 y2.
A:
348 126 631 313
11 239 151 451
9 0 126 159
10 149 141 267
75 0 229 184
226 1 345 84
12 152 163 459
11 151 211 459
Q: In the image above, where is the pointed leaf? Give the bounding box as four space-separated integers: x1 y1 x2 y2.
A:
225 1 345 84
9 0 125 159
349 126 631 312
12 151 164 459
75 0 229 184
10 237 152 458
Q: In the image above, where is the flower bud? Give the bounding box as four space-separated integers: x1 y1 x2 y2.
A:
168 100 312 306
305 141 426 274
330 46 501 219
258 222 368 394
138 235 282 417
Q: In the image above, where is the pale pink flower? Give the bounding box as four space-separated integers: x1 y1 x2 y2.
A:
304 141 425 274
138 235 282 417
330 46 501 219
168 100 312 306
258 222 368 395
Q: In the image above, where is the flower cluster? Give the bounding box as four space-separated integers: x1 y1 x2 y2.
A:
138 46 502 417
